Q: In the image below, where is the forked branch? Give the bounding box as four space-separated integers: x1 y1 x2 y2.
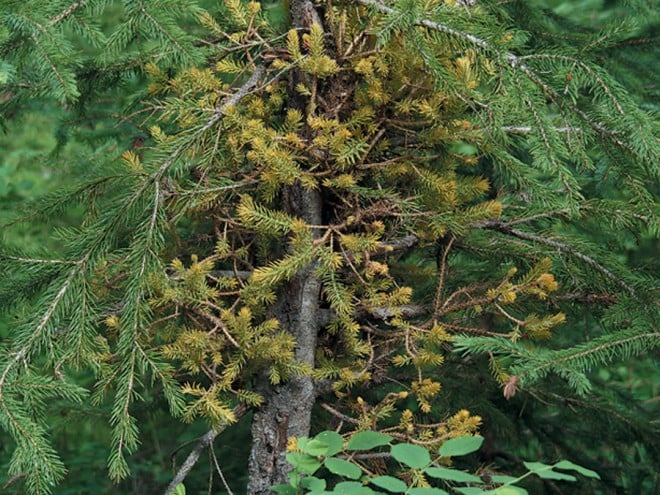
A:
163 404 248 495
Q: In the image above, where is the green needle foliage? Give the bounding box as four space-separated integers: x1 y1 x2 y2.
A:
0 1 657 493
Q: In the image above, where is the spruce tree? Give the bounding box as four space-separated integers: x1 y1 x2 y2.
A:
0 1 657 493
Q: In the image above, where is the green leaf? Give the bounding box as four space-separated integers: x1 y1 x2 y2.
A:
325 457 362 480
438 436 484 457
301 476 327 491
454 489 487 495
172 483 186 495
286 452 322 474
297 436 311 451
315 431 345 456
303 438 331 456
346 431 393 451
554 460 600 479
289 471 302 488
272 484 297 495
523 462 576 481
332 481 376 494
368 475 407 493
408 489 450 495
390 443 431 468
489 475 518 483
424 467 482 483
487 487 528 495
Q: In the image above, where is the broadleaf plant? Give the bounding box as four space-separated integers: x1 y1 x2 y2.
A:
272 431 600 494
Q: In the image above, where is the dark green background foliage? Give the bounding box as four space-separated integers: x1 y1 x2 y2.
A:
0 1 657 494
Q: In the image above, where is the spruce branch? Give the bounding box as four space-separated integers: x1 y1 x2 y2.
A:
1 1 91 56
3 256 78 265
482 221 636 296
501 126 583 134
0 259 85 494
517 53 625 115
108 349 139 480
0 262 83 391
108 183 167 479
358 0 492 51
356 0 647 160
49 0 91 27
199 65 265 134
547 332 660 372
504 330 660 391
13 14 79 100
105 63 265 479
96 65 267 257
2 175 123 229
0 57 267 493
135 2 198 66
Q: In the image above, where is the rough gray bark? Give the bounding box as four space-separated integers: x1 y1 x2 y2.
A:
247 186 323 493
245 2 329 489
246 3 325 488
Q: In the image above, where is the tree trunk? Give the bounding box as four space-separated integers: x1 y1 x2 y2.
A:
246 184 323 493
246 3 325 491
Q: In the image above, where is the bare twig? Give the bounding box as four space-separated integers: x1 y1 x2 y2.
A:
2 472 25 489
2 255 78 264
193 305 241 348
163 404 247 495
551 292 617 304
501 126 582 134
50 0 90 26
209 269 253 280
433 236 456 318
320 402 360 424
367 304 430 321
376 235 419 255
209 446 234 495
